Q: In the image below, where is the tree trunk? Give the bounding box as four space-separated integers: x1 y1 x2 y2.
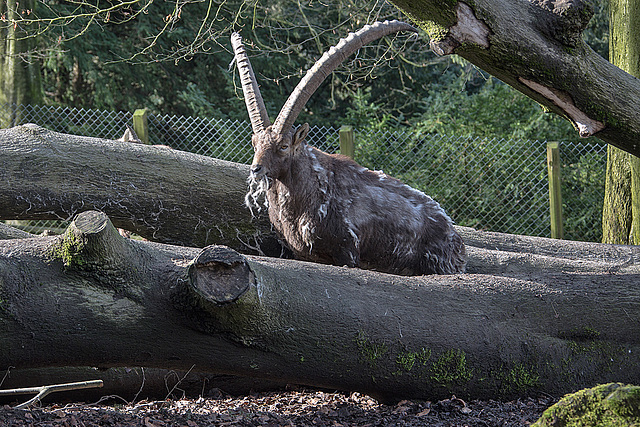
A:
0 0 42 127
0 124 286 257
602 0 640 244
0 221 32 240
390 0 640 157
1 210 639 402
603 146 633 244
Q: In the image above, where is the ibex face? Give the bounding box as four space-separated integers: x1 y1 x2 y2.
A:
249 124 310 181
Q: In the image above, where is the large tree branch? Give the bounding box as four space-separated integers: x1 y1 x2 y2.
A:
391 0 640 156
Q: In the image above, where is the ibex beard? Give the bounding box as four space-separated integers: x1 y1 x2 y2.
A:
245 168 270 217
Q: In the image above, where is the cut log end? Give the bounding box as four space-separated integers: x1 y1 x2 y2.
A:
188 245 253 306
73 210 109 235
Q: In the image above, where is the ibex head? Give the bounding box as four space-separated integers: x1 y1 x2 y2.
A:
249 124 310 181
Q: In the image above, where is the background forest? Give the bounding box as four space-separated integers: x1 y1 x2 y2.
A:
36 0 608 139
4 0 612 241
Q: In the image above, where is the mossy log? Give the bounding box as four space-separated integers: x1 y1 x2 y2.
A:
1 210 639 402
533 383 640 426
390 0 640 156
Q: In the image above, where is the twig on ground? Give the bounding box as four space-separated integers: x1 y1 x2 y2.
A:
0 380 104 409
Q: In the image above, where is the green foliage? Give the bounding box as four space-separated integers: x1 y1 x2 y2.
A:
342 89 399 131
176 83 226 119
35 0 435 125
411 76 584 143
396 347 432 372
39 10 242 119
582 0 609 59
430 349 473 389
355 330 388 369
503 363 540 394
561 145 607 242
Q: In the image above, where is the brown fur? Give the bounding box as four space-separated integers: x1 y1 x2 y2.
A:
246 125 466 276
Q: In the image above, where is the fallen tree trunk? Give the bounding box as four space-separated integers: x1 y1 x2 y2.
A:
0 225 289 402
0 124 286 256
1 210 639 402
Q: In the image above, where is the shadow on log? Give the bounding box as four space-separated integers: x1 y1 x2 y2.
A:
1 210 639 402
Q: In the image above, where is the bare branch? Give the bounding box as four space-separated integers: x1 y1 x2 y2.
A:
0 380 104 409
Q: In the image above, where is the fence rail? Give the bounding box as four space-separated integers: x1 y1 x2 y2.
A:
1 103 607 242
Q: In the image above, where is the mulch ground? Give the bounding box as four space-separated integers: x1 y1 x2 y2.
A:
0 388 555 426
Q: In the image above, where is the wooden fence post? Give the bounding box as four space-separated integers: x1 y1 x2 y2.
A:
133 109 149 145
339 125 355 158
547 142 563 239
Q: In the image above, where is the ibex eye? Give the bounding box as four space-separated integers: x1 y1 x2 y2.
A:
280 144 289 151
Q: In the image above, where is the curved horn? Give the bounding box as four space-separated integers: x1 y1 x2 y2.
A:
231 32 271 133
272 20 418 136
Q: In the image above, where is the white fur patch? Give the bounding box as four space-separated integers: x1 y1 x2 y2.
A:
245 174 270 217
373 170 386 182
307 147 330 221
344 218 360 249
299 217 316 251
318 202 328 219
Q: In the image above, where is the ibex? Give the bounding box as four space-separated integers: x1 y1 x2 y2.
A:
232 21 466 275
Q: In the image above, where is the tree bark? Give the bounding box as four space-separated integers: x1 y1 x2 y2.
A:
0 124 286 257
1 210 639 402
390 0 640 157
602 146 633 244
0 221 32 240
602 0 640 244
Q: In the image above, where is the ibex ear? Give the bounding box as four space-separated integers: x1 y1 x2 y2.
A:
292 123 310 147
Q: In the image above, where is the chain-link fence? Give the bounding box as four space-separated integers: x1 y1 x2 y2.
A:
354 130 606 242
2 103 607 241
